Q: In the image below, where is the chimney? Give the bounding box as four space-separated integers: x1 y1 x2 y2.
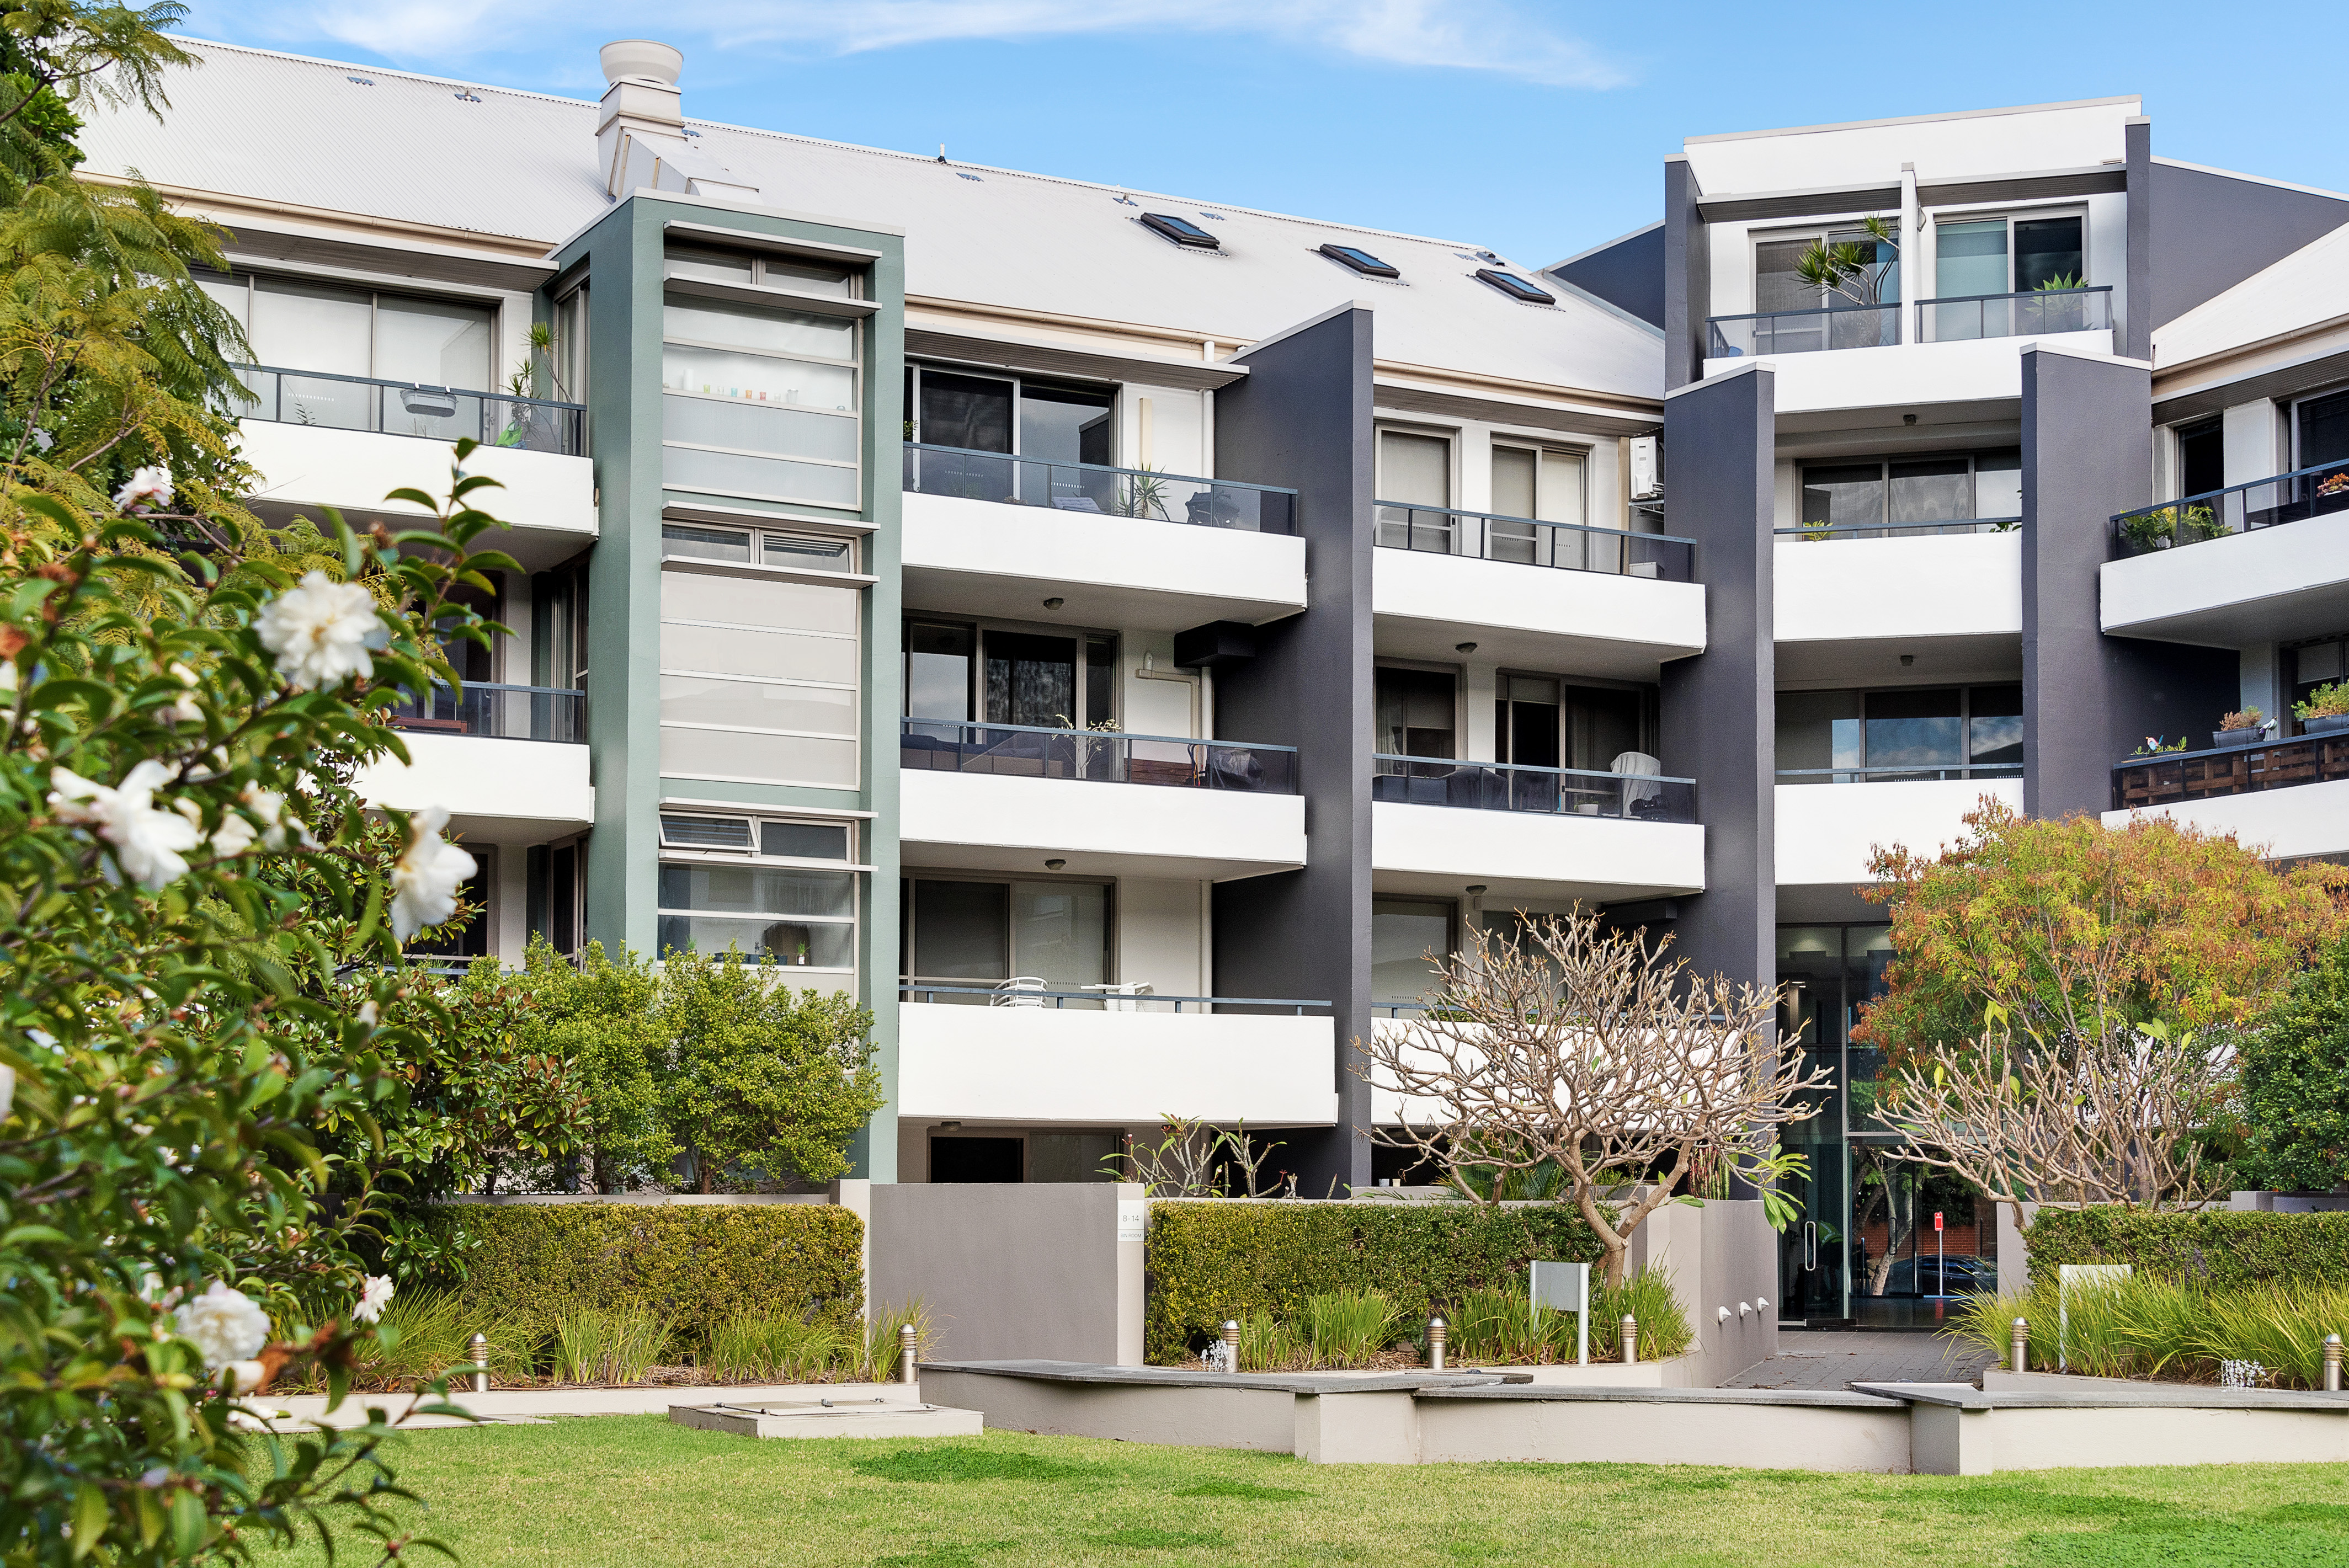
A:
595 39 759 204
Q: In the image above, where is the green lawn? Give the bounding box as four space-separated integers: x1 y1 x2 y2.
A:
259 1416 2349 1568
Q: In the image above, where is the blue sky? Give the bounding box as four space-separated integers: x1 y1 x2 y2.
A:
172 1 2349 267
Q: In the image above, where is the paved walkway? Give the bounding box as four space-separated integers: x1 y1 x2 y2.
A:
1723 1331 1996 1391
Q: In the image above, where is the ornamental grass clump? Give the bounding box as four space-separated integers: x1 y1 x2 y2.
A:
859 1299 938 1382
1952 1274 2349 1388
1306 1289 1399 1368
351 1291 539 1390
1441 1268 1691 1366
553 1308 674 1386
706 1312 849 1384
1232 1311 1303 1373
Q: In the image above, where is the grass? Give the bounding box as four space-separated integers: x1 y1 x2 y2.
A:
252 1416 2349 1568
1952 1276 2349 1387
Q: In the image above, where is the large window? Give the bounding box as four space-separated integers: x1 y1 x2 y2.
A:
196 270 495 430
2290 635 2349 734
1373 898 1454 1006
900 873 1112 999
1777 685 2022 781
662 244 861 508
905 364 1114 465
901 620 1116 729
659 547 860 787
1495 675 1654 772
1799 452 2021 535
656 809 859 972
1375 665 1456 759
1755 224 1900 311
1933 213 2084 298
2295 386 2349 472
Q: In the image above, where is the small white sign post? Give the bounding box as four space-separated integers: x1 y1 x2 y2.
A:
1531 1260 1591 1366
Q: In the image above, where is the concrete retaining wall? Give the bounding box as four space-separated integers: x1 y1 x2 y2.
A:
1626 1197 1777 1385
871 1183 1143 1364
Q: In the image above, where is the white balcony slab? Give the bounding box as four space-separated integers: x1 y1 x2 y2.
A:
1372 550 1705 680
353 733 593 845
1705 332 2113 418
1774 533 2022 682
237 421 596 570
898 1003 1337 1126
1776 778 2021 890
2100 512 2349 646
902 490 1306 631
899 769 1305 881
1371 801 1705 903
2104 778 2349 862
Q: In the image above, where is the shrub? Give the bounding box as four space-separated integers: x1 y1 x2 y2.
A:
1439 1268 1690 1366
859 1298 938 1382
432 1201 864 1354
1951 1273 2349 1389
2236 935 2349 1193
2025 1207 2349 1292
1145 1199 1605 1364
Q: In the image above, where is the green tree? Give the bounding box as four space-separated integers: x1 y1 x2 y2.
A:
657 948 883 1192
2236 935 2349 1192
531 937 672 1192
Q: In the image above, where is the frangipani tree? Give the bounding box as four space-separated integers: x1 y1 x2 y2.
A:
1359 912 1831 1287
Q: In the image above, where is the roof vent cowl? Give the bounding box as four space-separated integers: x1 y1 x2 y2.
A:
595 38 759 205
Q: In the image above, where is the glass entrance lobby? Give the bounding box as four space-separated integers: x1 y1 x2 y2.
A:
1775 924 2001 1329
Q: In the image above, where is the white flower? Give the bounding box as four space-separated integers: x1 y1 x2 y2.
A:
49 760 204 890
159 662 203 726
253 571 388 691
390 806 476 941
113 465 174 514
356 1001 379 1026
168 1280 270 1371
354 1274 394 1324
221 1359 267 1396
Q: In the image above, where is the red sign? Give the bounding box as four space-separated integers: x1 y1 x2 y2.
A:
1933 1211 1944 1232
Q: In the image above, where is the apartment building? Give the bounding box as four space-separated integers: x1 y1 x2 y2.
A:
81 50 2349 1325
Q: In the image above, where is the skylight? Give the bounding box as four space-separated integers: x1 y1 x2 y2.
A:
1320 243 1399 279
1476 269 1555 305
1140 212 1220 249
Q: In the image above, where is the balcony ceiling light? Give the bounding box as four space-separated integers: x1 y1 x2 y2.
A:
1456 642 1477 653
1141 212 1221 249
1043 596 1064 609
1045 858 1067 871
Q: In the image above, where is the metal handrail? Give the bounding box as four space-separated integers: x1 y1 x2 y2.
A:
1776 516 2018 537
1917 284 2111 310
1706 301 1903 328
2111 458 2349 530
1376 752 1692 785
898 983 1330 1015
231 362 585 413
411 680 587 697
1776 765 2021 780
1915 286 2112 344
902 442 1295 498
907 717 1292 751
1373 500 1695 550
2110 732 2328 770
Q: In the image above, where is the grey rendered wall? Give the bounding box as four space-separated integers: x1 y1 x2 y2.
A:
1627 1196 1777 1386
1662 159 1711 393
2021 348 2234 818
1549 223 1666 330
870 1182 1144 1364
1657 365 1776 993
2148 160 2349 329
1210 306 1377 1196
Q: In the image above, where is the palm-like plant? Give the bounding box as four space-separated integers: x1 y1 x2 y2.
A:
1794 216 1901 307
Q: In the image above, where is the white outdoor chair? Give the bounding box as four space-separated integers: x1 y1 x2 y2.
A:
1611 750 1664 816
1081 981 1154 1014
990 976 1048 1008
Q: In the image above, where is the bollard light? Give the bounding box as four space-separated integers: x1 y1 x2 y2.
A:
898 1322 919 1386
1221 1319 1240 1366
2011 1317 2030 1375
2326 1332 2342 1394
1621 1315 1638 1365
468 1331 489 1395
1426 1315 1447 1372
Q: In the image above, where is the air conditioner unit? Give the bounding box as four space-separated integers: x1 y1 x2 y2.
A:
1629 435 1663 502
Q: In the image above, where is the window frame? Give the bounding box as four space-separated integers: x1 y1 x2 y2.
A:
904 361 1120 466
1747 221 1904 312
1923 204 2092 297
899 616 1120 731
193 266 504 391
899 868 1119 990
1796 451 2023 534
655 810 864 974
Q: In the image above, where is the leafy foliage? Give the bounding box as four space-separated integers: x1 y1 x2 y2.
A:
2024 1206 2349 1294
2235 935 2349 1192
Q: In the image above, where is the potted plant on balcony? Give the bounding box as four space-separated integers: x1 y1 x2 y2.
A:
2031 271 2092 333
1795 216 1900 350
2119 502 2225 554
2214 708 2275 750
2295 682 2349 738
2129 735 2189 761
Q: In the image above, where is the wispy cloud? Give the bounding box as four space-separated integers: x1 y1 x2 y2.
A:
227 0 1628 90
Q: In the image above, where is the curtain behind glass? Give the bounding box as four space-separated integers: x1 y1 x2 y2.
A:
1010 881 1106 989
984 631 1077 728
375 295 493 390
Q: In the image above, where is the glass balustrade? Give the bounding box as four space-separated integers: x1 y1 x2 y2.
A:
901 443 1295 534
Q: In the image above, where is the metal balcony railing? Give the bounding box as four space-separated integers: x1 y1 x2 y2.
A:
1372 754 1696 822
1373 502 1695 582
901 443 1296 534
385 682 587 742
2113 733 2349 811
1776 764 2021 783
1707 302 1899 358
899 982 1329 1015
230 365 585 456
2111 458 2349 557
901 719 1297 792
1776 516 2018 541
1916 286 2112 344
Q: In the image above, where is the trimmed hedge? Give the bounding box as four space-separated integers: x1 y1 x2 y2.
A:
434 1202 863 1350
1146 1200 1605 1365
2025 1207 2349 1291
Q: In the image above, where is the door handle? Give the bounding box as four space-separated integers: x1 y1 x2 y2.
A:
1803 1222 1818 1271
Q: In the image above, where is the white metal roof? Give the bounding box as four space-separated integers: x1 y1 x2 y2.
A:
78 39 1660 399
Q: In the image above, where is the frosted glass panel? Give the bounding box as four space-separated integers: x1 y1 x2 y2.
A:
664 296 855 360
659 674 856 736
1491 447 1536 518
661 622 857 684
250 278 370 375
659 725 859 785
656 914 855 968
661 571 859 634
1936 220 2008 299
662 345 855 412
1381 430 1450 505
663 444 859 507
658 863 855 918
663 396 859 462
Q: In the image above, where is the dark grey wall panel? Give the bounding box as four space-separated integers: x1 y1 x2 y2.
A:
1664 159 1711 393
2148 161 2349 330
1210 307 1375 1197
1549 222 1667 330
2124 120 2151 364
1658 366 1775 993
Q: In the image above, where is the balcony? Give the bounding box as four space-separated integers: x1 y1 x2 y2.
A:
1775 775 2022 890
1371 504 1705 675
2101 461 2349 644
231 365 595 568
1915 287 2112 344
2106 734 2349 860
1775 529 2021 669
900 443 1306 629
896 996 1337 1126
899 719 1306 880
1370 756 1705 903
1707 303 1899 359
353 690 593 845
